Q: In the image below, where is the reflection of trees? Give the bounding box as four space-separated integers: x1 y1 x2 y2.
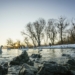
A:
52 49 62 58
51 49 56 59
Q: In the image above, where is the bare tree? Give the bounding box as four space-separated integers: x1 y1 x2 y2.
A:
71 19 75 41
24 37 29 47
7 38 13 46
21 18 46 46
45 19 57 45
16 40 21 48
33 19 46 46
50 26 57 44
56 17 69 44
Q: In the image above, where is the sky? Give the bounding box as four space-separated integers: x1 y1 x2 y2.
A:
0 0 75 45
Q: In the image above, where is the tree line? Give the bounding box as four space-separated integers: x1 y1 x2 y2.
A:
6 17 75 48
21 17 75 47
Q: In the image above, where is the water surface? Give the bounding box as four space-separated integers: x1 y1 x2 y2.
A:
0 48 75 64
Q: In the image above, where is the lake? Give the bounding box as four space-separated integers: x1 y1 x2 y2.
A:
0 48 75 64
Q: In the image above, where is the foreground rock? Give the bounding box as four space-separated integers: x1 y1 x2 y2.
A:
19 63 37 75
38 62 70 75
67 59 75 66
67 59 75 70
0 62 8 75
10 51 29 65
8 65 21 75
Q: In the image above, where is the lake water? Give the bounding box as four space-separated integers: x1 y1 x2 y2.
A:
27 48 75 64
0 48 75 64
0 49 22 63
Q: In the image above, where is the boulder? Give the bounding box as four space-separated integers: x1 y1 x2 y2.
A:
31 54 42 58
10 51 29 65
39 62 70 75
62 54 71 58
27 60 34 66
66 70 75 75
19 63 37 75
0 62 8 75
67 59 75 70
67 59 75 66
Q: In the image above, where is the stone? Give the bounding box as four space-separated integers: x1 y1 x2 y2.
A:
67 59 75 66
10 51 29 65
66 70 75 75
19 63 37 75
31 54 42 58
0 62 8 75
39 62 70 75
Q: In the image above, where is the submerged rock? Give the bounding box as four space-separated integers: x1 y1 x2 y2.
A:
10 51 29 65
31 54 42 58
62 54 71 58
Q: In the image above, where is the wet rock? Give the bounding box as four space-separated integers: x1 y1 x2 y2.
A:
0 65 3 74
10 51 29 65
19 63 37 75
67 59 75 66
62 54 71 58
39 62 70 75
69 70 75 75
66 70 75 75
67 59 75 70
8 65 21 75
31 54 42 58
49 61 57 64
27 60 34 66
0 62 8 75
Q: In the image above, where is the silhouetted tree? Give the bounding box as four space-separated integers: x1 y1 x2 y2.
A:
71 19 75 41
22 18 46 46
56 17 69 44
16 40 21 48
24 37 29 47
7 38 13 46
45 19 57 45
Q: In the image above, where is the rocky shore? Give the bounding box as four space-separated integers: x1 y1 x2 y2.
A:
0 51 75 75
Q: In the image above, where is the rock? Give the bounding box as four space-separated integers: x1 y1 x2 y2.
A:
10 51 29 65
62 54 71 58
70 70 75 75
19 63 37 75
31 54 42 58
67 59 75 70
39 62 70 75
66 70 75 75
0 62 8 75
49 61 57 64
27 60 34 66
67 59 75 66
8 65 21 74
0 65 3 74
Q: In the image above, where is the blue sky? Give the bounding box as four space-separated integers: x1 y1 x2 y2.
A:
0 0 75 45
